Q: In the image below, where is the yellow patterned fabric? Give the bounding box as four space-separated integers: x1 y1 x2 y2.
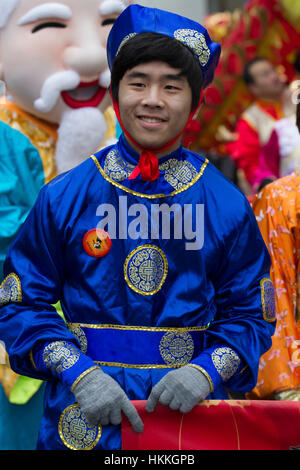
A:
0 98 57 183
0 98 117 184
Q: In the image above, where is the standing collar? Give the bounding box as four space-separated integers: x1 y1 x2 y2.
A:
116 132 184 169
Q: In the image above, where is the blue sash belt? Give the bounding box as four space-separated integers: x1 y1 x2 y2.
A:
67 323 210 369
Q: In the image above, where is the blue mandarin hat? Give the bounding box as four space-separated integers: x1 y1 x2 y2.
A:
107 4 221 89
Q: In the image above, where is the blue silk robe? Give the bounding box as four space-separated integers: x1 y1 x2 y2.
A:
0 134 276 450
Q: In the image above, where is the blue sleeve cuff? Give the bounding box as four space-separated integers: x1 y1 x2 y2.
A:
191 345 244 392
32 341 97 390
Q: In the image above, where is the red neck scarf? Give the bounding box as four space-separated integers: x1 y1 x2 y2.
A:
111 91 203 182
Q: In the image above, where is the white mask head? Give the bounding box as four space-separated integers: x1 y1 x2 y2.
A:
0 0 19 29
0 0 132 123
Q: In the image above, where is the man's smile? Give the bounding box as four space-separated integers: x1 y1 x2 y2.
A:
61 80 107 109
137 114 168 128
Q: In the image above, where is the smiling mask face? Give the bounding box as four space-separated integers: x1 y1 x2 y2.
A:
0 0 130 124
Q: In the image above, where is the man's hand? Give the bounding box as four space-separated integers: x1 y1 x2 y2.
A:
73 367 144 433
146 365 211 414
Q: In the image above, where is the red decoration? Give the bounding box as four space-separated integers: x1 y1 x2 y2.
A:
122 400 300 450
184 0 300 152
83 229 111 258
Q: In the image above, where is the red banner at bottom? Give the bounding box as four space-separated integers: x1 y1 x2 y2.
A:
122 400 300 450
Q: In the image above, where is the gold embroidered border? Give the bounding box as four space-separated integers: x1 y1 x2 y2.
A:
116 33 138 56
91 154 209 199
29 350 38 370
238 365 248 375
67 322 210 332
70 366 100 393
95 361 186 369
31 352 188 373
186 363 214 393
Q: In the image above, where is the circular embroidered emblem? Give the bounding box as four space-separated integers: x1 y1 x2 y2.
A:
83 229 111 258
42 341 80 374
67 325 88 354
124 245 168 295
0 273 22 306
59 404 102 450
211 347 241 381
159 332 194 366
174 29 210 66
260 278 276 322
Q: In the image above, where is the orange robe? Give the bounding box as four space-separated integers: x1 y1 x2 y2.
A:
248 173 300 399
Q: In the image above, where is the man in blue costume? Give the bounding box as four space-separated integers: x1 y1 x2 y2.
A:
0 5 276 451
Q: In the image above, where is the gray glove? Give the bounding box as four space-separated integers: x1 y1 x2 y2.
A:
73 367 144 433
146 365 212 414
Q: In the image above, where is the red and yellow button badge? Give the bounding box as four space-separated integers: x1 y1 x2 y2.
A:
83 229 111 258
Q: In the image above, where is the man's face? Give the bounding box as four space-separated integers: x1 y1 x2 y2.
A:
249 60 285 100
118 61 193 155
0 0 125 123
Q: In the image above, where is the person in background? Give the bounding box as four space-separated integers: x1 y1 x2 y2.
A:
230 57 295 192
254 80 300 190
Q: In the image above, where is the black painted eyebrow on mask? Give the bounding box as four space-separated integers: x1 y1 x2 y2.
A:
32 22 67 33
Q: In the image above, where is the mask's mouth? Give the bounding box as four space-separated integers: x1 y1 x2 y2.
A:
61 80 107 109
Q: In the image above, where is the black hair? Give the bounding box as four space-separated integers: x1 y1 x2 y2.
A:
110 32 203 110
243 57 270 85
